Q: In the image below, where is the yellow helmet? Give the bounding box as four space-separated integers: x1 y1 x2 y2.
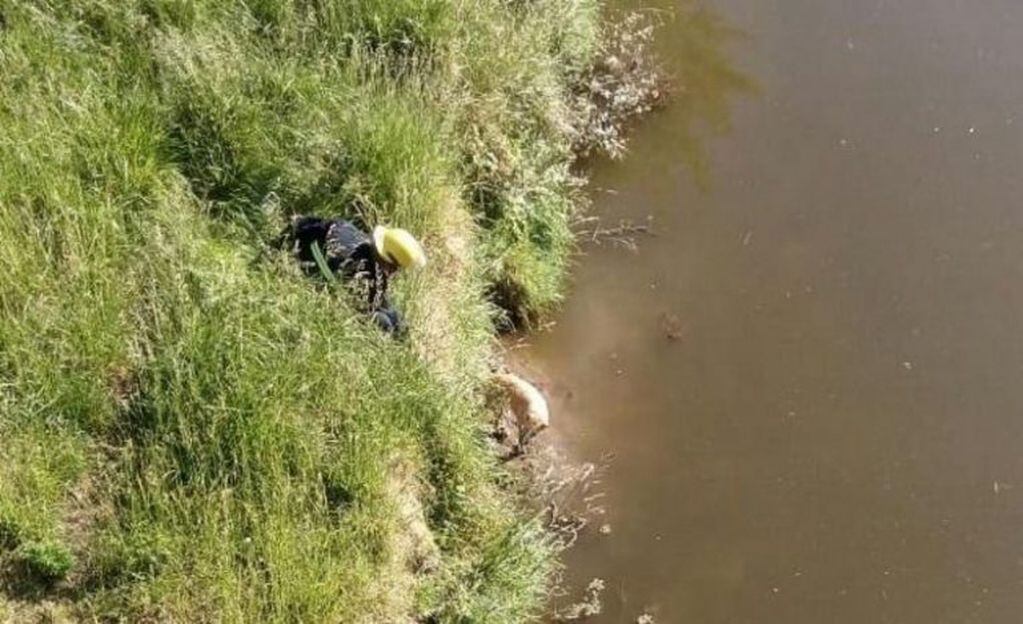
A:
373 226 427 269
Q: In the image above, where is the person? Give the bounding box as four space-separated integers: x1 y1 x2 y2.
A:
278 215 427 334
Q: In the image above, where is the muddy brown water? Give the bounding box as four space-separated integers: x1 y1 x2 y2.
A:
521 0 1023 622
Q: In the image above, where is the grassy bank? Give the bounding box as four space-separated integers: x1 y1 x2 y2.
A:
0 0 626 621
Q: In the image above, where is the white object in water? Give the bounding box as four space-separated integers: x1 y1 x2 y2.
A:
495 372 550 435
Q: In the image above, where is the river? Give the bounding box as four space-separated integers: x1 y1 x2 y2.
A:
521 0 1023 622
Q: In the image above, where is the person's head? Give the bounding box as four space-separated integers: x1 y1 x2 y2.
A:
372 226 427 272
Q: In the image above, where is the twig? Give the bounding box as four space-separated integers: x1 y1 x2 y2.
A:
575 217 654 250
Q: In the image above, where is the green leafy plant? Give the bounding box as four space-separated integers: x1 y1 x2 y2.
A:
18 541 76 582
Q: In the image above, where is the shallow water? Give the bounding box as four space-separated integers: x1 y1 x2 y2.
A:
523 0 1023 622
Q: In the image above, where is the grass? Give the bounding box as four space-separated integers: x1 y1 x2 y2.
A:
0 0 619 620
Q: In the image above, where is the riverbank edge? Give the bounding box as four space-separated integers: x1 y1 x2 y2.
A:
0 1 661 622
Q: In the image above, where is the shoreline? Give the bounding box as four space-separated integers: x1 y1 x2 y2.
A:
0 1 659 621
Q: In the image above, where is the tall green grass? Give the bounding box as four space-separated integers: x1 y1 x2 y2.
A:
0 0 604 620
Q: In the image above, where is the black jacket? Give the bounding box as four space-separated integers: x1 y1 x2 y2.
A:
281 216 389 309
